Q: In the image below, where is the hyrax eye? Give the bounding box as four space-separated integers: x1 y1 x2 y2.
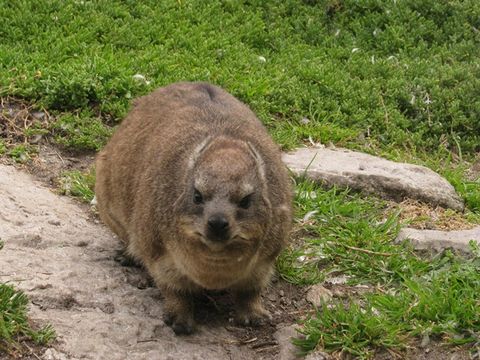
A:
238 194 252 209
193 189 203 204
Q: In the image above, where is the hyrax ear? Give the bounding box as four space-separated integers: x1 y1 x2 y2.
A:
246 141 272 210
173 136 212 210
246 141 266 182
187 136 213 171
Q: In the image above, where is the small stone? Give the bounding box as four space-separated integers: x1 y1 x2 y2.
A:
43 348 69 360
420 333 430 348
395 227 480 253
306 284 332 307
274 325 302 360
325 274 349 285
305 351 329 360
279 290 285 297
48 219 61 226
30 134 43 144
32 111 45 120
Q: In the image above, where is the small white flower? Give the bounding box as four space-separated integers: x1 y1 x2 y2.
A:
373 29 379 36
371 307 380 316
302 210 318 222
297 255 307 263
352 48 360 53
334 29 341 37
300 117 310 125
371 55 375 64
424 94 432 105
258 56 266 63
132 74 151 85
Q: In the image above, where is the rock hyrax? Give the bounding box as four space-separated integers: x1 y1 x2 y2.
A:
95 82 292 334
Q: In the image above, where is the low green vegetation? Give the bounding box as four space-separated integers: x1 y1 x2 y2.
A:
0 239 55 354
0 284 55 354
1 0 479 357
1 0 479 155
59 169 96 203
280 180 480 357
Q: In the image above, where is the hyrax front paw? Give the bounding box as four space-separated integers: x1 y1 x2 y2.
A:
235 306 272 326
162 289 195 335
233 289 272 327
163 311 195 335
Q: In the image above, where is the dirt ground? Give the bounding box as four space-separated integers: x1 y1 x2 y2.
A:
0 162 312 360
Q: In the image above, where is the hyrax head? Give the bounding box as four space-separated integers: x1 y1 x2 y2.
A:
175 136 271 253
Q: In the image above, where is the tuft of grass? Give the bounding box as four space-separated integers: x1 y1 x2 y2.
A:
0 284 55 353
295 246 480 357
7 144 36 163
0 140 6 156
52 111 113 151
279 180 480 357
59 168 95 203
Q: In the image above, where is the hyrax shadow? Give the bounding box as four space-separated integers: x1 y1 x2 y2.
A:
95 82 293 335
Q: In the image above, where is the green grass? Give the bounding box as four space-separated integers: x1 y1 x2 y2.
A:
279 180 480 357
59 169 96 203
294 246 480 358
0 0 479 155
0 236 54 353
0 284 55 354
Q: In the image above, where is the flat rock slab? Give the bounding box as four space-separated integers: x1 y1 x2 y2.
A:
396 227 480 253
0 165 264 360
282 147 464 211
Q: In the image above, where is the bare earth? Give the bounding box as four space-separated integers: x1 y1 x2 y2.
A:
0 164 304 360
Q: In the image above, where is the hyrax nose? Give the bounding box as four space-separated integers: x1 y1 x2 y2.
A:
207 214 229 237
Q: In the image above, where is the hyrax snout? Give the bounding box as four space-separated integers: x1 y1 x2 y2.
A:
95 82 293 335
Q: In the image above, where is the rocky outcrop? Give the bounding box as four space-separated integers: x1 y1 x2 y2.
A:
282 147 464 211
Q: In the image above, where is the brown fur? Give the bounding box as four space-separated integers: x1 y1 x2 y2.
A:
95 82 293 334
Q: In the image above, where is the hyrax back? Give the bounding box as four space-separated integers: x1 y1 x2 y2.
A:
95 82 292 334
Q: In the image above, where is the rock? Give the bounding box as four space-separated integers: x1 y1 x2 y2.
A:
306 284 332 307
42 348 70 360
395 227 480 253
282 147 464 211
32 111 46 120
305 351 330 360
274 325 302 360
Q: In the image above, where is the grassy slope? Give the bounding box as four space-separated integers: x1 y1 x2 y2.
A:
282 181 480 357
1 0 479 154
1 0 480 357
